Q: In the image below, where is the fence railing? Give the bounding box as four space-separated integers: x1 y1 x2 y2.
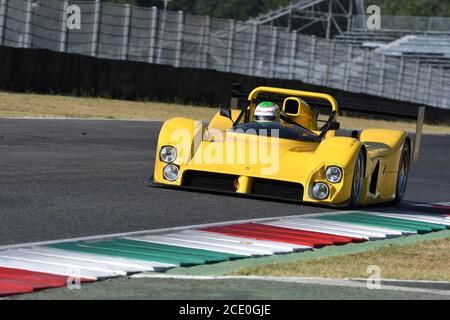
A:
352 14 450 33
0 0 449 110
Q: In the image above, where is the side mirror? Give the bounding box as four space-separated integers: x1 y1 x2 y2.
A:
220 108 234 124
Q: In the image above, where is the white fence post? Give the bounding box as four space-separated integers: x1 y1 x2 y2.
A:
0 0 7 46
156 6 167 64
424 65 432 104
23 0 33 48
437 67 445 106
395 57 405 100
201 15 210 69
248 23 258 74
326 0 332 39
174 10 183 67
91 0 101 57
225 19 235 73
148 6 158 64
269 27 278 78
121 4 131 60
288 30 298 80
307 36 316 82
412 60 420 101
343 44 352 91
325 41 335 87
362 50 370 92
59 0 68 52
377 54 386 96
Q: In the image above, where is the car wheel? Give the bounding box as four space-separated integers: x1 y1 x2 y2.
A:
349 150 365 207
394 141 411 204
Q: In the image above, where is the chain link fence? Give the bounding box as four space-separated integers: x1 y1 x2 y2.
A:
0 0 449 110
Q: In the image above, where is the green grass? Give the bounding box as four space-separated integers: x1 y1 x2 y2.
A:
232 236 450 281
1 91 449 134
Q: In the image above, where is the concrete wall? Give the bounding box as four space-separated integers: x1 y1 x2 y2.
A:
0 46 448 124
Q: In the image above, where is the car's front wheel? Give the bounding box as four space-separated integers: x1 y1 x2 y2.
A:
349 149 365 207
394 141 411 204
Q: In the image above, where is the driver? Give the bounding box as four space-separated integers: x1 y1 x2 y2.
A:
254 101 280 123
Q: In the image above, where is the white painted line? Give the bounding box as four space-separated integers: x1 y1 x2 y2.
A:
132 236 255 257
0 257 102 280
306 216 418 235
0 252 125 277
1 250 129 276
22 247 175 271
16 248 151 273
298 218 407 236
157 233 279 255
181 230 311 252
275 219 389 239
263 220 384 240
135 234 271 256
366 212 450 226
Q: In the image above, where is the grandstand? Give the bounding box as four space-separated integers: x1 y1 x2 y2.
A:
247 0 365 38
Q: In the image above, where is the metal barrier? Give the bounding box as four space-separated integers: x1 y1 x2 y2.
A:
352 14 450 33
0 0 449 110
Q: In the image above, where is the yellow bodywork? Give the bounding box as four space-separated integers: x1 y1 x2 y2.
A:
153 86 411 207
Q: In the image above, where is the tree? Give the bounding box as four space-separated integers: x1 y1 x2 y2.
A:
103 0 450 18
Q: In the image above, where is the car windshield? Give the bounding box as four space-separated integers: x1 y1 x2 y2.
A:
229 122 320 143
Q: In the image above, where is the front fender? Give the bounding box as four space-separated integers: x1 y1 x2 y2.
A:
304 137 365 204
154 117 204 185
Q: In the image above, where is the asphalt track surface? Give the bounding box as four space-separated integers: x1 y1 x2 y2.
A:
1 119 449 246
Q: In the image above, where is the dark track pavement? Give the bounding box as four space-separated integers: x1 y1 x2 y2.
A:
1 119 449 246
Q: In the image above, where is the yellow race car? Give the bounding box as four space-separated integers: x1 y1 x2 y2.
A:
152 86 424 208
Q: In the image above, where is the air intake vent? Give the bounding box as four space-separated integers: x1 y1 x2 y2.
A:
251 178 303 201
182 171 238 192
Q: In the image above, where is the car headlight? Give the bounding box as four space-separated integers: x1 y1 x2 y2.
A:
311 182 330 200
163 164 179 181
325 166 342 183
160 146 177 163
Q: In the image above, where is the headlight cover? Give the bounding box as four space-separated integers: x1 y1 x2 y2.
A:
325 166 342 183
163 164 179 181
160 146 177 163
311 182 330 200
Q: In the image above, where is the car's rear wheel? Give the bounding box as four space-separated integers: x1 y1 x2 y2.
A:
394 141 411 204
349 150 365 207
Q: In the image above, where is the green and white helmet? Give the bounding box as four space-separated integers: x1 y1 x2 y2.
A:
254 101 280 122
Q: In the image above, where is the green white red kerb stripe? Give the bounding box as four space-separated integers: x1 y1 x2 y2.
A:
0 203 449 297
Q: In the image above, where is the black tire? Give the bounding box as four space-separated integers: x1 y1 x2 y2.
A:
393 141 411 205
349 149 365 208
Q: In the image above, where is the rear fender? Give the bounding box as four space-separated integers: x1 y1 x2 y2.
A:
359 129 409 201
360 129 408 172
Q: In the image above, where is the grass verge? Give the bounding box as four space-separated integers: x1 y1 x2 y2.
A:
1 91 449 134
232 236 450 281
0 91 217 121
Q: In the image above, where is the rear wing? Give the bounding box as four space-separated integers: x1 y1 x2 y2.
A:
229 83 425 162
